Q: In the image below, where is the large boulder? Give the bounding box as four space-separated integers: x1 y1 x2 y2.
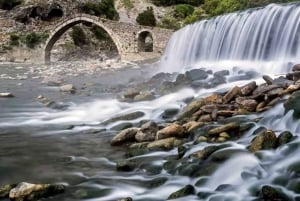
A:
9 182 65 201
284 91 300 118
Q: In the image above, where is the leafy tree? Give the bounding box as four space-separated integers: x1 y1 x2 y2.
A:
136 7 156 27
151 0 204 6
174 4 194 18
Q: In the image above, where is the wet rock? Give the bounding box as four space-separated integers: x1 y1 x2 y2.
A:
177 99 205 120
135 121 158 142
116 160 136 171
182 121 204 133
263 75 274 85
281 84 300 95
214 70 230 77
42 75 64 86
162 108 179 119
123 88 140 99
209 148 248 161
249 130 277 152
293 64 300 72
197 136 208 143
104 111 145 124
0 184 17 198
276 131 293 147
111 122 133 131
252 84 281 97
217 110 235 117
261 185 292 201
36 95 56 107
204 94 223 105
293 71 300 82
223 86 240 103
156 124 185 140
0 92 14 97
60 84 76 94
147 137 182 151
133 91 155 101
208 122 240 136
167 185 195 200
9 182 65 201
237 99 258 112
198 114 212 122
185 69 208 81
191 144 229 160
118 197 133 201
273 76 293 88
285 91 300 118
240 81 257 96
266 87 284 99
111 128 139 146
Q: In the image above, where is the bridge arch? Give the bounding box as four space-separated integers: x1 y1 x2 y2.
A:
137 29 155 52
44 15 122 63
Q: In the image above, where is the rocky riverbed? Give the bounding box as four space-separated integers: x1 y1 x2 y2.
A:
1 61 300 201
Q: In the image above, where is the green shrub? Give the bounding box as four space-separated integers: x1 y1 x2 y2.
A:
0 0 22 10
82 0 119 20
175 4 194 18
158 17 181 30
136 7 156 27
203 0 247 17
184 9 206 25
122 0 133 10
90 25 110 41
9 34 20 46
25 32 40 48
70 26 87 47
151 0 204 6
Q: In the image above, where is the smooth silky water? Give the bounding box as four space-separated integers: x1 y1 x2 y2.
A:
2 3 300 201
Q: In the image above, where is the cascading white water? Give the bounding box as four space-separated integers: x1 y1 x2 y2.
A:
160 3 300 74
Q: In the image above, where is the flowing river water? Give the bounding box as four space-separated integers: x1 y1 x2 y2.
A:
2 2 300 201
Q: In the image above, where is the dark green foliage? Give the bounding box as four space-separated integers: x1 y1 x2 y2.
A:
9 34 20 46
204 0 248 17
70 26 87 47
174 4 194 18
82 0 119 20
151 0 204 6
90 25 110 41
25 32 40 48
136 7 156 27
0 0 22 10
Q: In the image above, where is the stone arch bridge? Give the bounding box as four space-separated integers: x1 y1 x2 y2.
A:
43 13 174 63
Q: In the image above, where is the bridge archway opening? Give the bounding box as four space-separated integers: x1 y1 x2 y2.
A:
138 31 153 52
44 18 121 63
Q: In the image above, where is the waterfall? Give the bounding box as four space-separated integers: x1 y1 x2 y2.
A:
160 3 300 74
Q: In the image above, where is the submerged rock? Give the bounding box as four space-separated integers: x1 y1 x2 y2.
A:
111 128 139 146
133 91 155 101
9 182 65 201
276 131 293 147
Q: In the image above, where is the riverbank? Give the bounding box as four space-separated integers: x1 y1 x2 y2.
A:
1 60 300 201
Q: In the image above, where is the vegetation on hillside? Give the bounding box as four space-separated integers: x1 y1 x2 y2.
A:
0 0 22 10
9 32 48 49
136 7 156 26
82 0 119 20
